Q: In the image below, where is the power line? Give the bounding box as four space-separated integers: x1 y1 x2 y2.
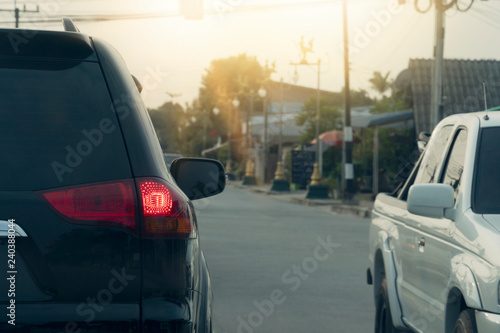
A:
0 1 39 27
0 0 341 27
468 7 500 32
413 0 475 13
455 0 474 12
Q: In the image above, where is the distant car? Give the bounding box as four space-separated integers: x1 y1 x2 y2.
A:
0 18 225 332
164 152 183 168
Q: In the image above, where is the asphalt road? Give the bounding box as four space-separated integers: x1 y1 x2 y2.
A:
194 186 374 333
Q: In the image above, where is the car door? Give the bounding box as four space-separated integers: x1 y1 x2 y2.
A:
399 125 454 330
405 128 468 332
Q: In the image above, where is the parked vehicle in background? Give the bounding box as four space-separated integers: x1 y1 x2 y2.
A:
0 19 225 332
368 111 500 332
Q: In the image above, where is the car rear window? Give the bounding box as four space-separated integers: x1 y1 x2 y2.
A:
0 58 131 191
473 126 500 214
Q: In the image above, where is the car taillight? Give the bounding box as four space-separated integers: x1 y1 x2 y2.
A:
38 180 136 229
137 178 194 239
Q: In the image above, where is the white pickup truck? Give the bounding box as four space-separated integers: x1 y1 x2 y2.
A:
368 111 500 333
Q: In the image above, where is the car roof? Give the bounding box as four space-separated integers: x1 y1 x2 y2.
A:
0 25 96 61
439 111 500 129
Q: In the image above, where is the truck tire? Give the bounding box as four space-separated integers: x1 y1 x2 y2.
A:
375 277 406 333
453 309 477 333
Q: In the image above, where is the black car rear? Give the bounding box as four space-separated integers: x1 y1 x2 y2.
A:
0 21 223 333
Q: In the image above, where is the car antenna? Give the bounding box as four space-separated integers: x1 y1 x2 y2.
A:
482 81 488 110
62 17 80 33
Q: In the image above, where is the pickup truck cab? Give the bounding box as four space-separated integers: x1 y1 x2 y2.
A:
368 111 500 333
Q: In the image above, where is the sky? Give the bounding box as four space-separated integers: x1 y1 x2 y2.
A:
1 0 500 109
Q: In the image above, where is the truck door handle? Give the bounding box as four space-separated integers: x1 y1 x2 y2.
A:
417 237 425 252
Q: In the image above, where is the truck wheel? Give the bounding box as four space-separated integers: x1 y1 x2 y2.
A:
453 309 477 333
375 278 405 333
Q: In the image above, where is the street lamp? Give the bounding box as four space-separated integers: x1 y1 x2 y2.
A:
291 53 328 199
223 98 239 181
310 58 322 186
258 87 268 183
270 78 290 192
242 92 257 186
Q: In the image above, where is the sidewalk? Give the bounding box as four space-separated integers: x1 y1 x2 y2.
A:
228 181 373 218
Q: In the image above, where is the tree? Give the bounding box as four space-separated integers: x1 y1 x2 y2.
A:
295 94 342 143
148 102 185 152
295 88 374 142
369 71 392 98
195 53 272 162
371 88 409 114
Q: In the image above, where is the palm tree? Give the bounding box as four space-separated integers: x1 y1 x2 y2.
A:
369 71 392 97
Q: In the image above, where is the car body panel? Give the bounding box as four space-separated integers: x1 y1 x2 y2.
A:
369 111 500 332
0 26 216 332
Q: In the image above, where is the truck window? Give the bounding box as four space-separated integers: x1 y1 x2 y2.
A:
441 129 467 204
414 126 453 185
473 127 500 214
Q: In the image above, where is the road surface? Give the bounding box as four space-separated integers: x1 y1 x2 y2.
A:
195 186 374 333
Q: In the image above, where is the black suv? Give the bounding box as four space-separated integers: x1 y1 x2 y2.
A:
0 18 225 332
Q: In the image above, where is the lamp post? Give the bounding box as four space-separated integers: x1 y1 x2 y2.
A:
242 92 257 185
270 78 290 192
258 86 268 183
310 58 321 186
223 98 239 181
290 55 328 199
212 105 233 178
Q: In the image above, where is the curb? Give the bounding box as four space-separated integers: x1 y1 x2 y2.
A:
227 182 373 218
331 204 372 218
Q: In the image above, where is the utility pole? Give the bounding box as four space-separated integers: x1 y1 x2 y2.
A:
342 0 355 201
430 0 445 130
0 1 39 28
315 59 321 180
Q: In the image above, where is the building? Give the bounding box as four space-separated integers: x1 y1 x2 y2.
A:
394 59 500 134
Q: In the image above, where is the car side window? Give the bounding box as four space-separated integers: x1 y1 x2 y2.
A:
414 126 453 185
440 129 467 203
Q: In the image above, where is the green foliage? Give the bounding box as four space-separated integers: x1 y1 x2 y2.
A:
353 128 416 191
321 146 343 180
195 53 271 161
369 71 392 97
353 87 413 191
295 95 342 143
371 89 409 114
295 89 373 143
342 88 374 106
148 102 184 152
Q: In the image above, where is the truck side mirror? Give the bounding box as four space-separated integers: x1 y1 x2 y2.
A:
170 158 226 200
407 183 455 219
417 132 431 153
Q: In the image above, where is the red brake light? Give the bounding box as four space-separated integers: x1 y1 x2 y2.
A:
39 180 136 229
138 178 194 238
140 181 173 215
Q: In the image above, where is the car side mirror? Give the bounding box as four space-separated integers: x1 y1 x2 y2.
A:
170 158 226 200
407 183 455 219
